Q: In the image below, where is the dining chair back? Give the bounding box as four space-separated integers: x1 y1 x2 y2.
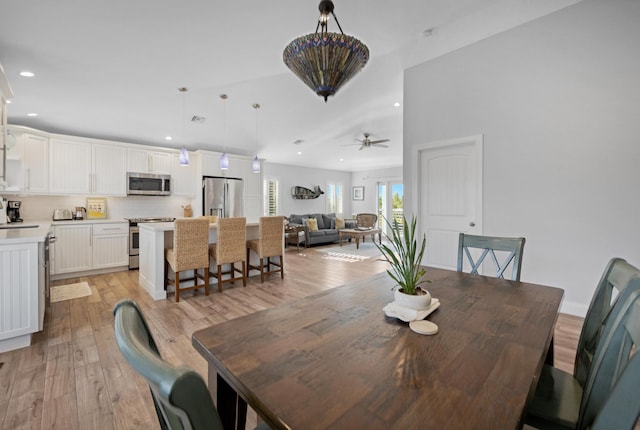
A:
164 218 210 302
590 346 640 430
113 299 224 430
578 281 640 429
574 258 640 385
457 233 526 281
247 216 285 283
356 213 378 229
209 217 246 292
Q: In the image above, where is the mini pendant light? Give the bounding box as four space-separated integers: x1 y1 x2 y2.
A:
220 94 229 170
252 103 261 173
178 87 189 166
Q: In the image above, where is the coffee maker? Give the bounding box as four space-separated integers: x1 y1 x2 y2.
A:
7 200 23 222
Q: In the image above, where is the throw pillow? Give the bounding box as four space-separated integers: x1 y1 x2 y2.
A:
335 217 345 229
305 218 319 231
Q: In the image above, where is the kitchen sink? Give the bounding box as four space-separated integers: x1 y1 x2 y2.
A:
0 224 39 230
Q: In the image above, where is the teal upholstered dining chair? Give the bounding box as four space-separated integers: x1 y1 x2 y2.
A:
526 277 640 430
526 258 640 429
456 233 526 281
590 348 640 430
114 299 272 430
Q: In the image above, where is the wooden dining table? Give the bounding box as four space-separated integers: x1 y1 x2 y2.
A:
192 267 564 430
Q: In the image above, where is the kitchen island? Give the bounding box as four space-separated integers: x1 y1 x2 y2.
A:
138 220 260 300
0 223 51 352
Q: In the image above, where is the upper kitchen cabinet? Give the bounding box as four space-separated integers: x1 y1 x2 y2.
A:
171 152 196 197
5 130 49 193
49 138 127 195
49 138 91 194
197 150 222 177
92 144 127 195
127 148 172 175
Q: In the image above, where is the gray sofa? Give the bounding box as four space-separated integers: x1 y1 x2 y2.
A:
288 213 356 246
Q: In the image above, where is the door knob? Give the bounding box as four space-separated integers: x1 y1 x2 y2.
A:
469 221 475 227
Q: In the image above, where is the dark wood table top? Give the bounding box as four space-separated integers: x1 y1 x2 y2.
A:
192 267 564 430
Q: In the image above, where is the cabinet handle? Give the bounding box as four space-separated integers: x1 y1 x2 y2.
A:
26 168 31 190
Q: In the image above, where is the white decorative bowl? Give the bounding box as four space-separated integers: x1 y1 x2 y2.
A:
394 288 432 310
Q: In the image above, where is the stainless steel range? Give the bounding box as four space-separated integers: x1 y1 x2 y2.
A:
126 217 175 269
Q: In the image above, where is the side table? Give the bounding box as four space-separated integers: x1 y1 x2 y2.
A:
285 225 306 252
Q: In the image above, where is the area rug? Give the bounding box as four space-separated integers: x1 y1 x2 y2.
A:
316 241 384 263
50 281 92 303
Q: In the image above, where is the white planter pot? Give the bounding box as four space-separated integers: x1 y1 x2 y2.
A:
394 288 432 310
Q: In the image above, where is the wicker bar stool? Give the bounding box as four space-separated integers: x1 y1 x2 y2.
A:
164 218 210 302
209 217 247 292
247 216 285 283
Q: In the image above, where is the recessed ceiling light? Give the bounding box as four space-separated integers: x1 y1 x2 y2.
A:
297 151 302 155
339 158 344 162
6 100 11 104
165 136 173 141
20 71 35 77
394 102 400 107
27 112 38 117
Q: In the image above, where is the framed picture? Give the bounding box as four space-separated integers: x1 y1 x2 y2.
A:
352 186 364 201
86 197 107 219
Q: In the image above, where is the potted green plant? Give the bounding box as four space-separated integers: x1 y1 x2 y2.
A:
375 215 431 310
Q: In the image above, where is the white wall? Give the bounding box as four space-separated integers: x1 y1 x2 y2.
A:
263 162 352 217
403 0 640 316
350 166 403 218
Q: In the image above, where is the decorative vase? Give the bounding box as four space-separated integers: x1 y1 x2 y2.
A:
394 288 432 310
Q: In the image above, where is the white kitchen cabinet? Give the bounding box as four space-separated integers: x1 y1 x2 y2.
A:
49 138 92 194
0 241 40 352
53 224 92 273
6 132 49 193
199 151 223 177
53 222 128 277
50 139 127 196
127 148 172 174
92 144 127 195
171 152 197 197
92 223 129 269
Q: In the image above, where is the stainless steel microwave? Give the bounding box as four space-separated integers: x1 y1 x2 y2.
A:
126 172 172 196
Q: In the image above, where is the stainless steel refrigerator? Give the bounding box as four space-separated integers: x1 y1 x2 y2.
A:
202 176 244 218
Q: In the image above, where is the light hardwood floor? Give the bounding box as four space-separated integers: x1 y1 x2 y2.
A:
0 242 584 430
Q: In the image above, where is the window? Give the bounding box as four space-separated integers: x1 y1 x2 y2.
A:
263 178 279 216
326 183 343 215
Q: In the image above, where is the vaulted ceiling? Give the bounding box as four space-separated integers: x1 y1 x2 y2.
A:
0 0 582 171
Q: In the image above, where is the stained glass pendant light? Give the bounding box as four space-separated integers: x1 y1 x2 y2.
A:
283 0 369 102
220 94 229 170
178 87 189 166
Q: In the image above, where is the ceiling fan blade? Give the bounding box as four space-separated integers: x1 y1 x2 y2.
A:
359 145 364 151
369 139 390 144
373 144 389 148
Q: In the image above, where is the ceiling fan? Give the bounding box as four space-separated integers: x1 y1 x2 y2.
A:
343 133 390 150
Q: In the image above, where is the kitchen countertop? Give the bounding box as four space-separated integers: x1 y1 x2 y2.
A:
0 222 51 244
0 218 128 244
51 219 128 225
139 219 259 232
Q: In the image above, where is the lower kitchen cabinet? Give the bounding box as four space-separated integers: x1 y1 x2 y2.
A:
92 223 129 269
0 241 42 352
54 224 92 274
53 222 128 276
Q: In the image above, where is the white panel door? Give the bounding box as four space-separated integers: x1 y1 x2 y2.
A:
412 135 483 270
